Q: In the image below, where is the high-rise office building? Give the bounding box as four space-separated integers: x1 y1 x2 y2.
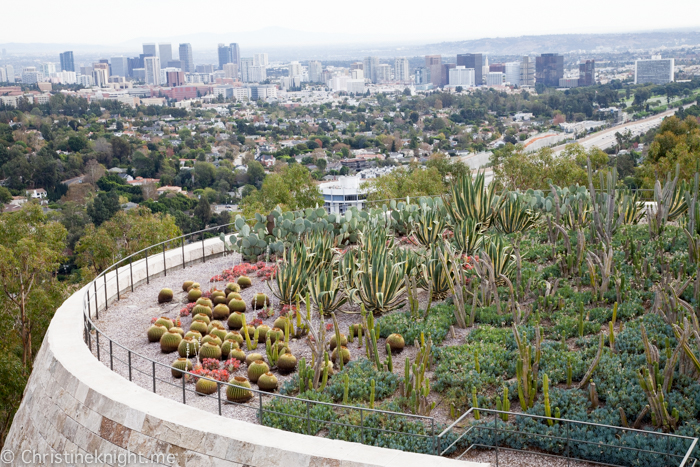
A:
40 63 56 75
489 64 505 73
143 43 157 57
0 67 6 83
456 54 483 86
449 66 475 87
166 70 185 87
218 44 231 69
578 60 595 87
363 56 379 83
223 63 238 79
240 57 254 82
59 51 75 72
195 64 215 74
350 62 363 71
415 67 431 86
394 57 409 83
486 72 504 86
308 61 322 83
111 56 128 78
5 65 14 83
441 64 455 87
144 56 161 85
92 63 109 87
230 43 240 65
505 62 520 86
288 61 302 78
254 54 268 67
375 64 392 82
520 56 535 86
425 55 442 87
634 59 674 85
21 67 42 84
178 43 194 73
159 44 172 65
535 53 564 87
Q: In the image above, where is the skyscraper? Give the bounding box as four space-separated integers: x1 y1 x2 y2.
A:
456 54 483 86
111 56 128 78
578 60 595 86
59 51 75 72
288 61 302 78
144 56 161 85
92 63 109 87
394 57 409 83
634 59 674 85
178 43 194 73
143 43 157 57
363 56 379 83
375 64 392 82
535 53 563 87
218 44 231 69
308 61 322 83
505 62 520 86
254 54 268 67
159 44 173 66
230 43 240 65
520 56 535 86
449 66 475 87
240 57 254 82
223 63 238 79
425 55 442 87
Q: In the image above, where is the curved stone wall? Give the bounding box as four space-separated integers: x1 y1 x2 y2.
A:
2 238 485 467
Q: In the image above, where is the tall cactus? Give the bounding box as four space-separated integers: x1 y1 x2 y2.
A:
513 324 541 410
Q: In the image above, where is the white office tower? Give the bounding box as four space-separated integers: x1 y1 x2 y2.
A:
144 56 161 85
254 53 269 67
346 79 365 94
240 58 254 82
351 69 364 80
288 61 302 79
22 67 42 84
4 65 14 82
111 56 128 78
159 44 173 65
363 56 379 83
92 64 109 87
375 64 392 82
0 67 6 82
308 60 322 83
56 71 77 84
520 56 535 86
40 62 56 75
634 59 674 85
78 74 94 86
449 66 475 87
486 72 504 86
328 75 348 92
505 62 520 85
394 57 410 83
223 63 238 79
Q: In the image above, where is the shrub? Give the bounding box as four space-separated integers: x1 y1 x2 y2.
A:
377 303 455 345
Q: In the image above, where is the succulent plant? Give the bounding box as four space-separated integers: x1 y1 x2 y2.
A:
277 352 297 372
189 320 208 336
273 316 289 331
160 329 182 353
228 311 245 329
386 333 405 352
331 346 351 365
154 317 174 330
208 320 225 333
158 288 174 303
169 327 184 337
195 377 218 395
237 276 252 289
221 339 240 358
226 376 253 402
171 358 193 378
192 313 211 324
248 360 270 383
227 292 243 302
192 305 212 319
274 340 288 355
184 330 202 340
329 333 348 350
201 335 222 347
188 288 202 302
250 293 270 309
190 282 201 289
210 328 227 342
225 282 241 294
323 359 335 377
196 298 214 309
242 325 256 339
147 324 167 342
213 304 231 320
224 331 244 345
212 291 228 305
245 353 264 366
199 341 222 360
178 337 200 358
256 324 270 343
228 299 247 314
267 327 284 343
257 372 278 391
182 281 194 291
229 348 246 362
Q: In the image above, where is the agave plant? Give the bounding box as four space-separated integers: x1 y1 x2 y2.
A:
494 193 541 235
562 197 592 230
358 225 393 261
394 247 424 278
444 170 498 228
269 244 313 305
304 232 335 270
413 204 447 246
481 235 516 283
418 246 452 300
308 267 348 315
452 217 483 255
618 189 645 225
350 251 406 315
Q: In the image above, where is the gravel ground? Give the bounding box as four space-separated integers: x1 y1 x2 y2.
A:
461 448 597 467
89 252 592 466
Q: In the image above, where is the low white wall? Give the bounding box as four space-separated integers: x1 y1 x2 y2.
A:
3 237 485 467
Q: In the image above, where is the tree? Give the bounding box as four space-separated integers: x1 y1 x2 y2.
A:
240 164 322 217
194 196 212 229
111 137 131 164
360 164 445 202
87 191 121 226
0 204 67 368
246 160 266 189
67 134 88 152
0 187 11 204
84 159 106 187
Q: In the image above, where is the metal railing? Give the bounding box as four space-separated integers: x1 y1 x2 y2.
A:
437 408 698 467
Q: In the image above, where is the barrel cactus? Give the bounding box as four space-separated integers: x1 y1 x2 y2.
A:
331 346 351 365
196 298 214 309
248 360 270 383
277 352 297 372
227 292 242 302
184 330 202 340
212 291 228 305
228 311 245 329
242 325 255 339
225 331 244 346
225 282 241 294
201 335 222 347
195 377 218 395
171 358 193 378
228 298 247 313
160 330 182 353
182 280 194 291
226 376 253 402
199 341 222 360
178 337 200 357
256 324 270 343
229 348 246 363
208 320 225 333
267 327 284 343
154 317 173 330
158 288 174 303
193 304 213 319
250 293 270 309
386 333 405 352
237 276 252 289
147 324 167 342
170 327 184 337
274 340 289 355
189 320 208 336
257 372 278 391
213 304 230 320
192 313 211 324
245 353 264 366
188 288 202 302
221 339 240 358
273 317 289 331
210 328 227 342
329 333 348 350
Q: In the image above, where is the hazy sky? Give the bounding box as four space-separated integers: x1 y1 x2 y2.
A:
3 0 700 45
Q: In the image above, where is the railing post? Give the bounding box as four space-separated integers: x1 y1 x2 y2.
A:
202 234 205 263
432 418 437 455
146 249 150 284
259 393 264 426
566 421 570 467
128 351 132 381
87 289 91 317
495 411 499 467
103 274 108 309
109 340 113 370
116 265 120 300
182 374 186 403
217 382 222 415
152 361 156 392
96 330 100 362
130 258 134 292
306 400 311 435
182 238 185 269
360 408 364 444
94 280 99 320
163 243 167 277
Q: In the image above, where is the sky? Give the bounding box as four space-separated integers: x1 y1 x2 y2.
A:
2 0 700 46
